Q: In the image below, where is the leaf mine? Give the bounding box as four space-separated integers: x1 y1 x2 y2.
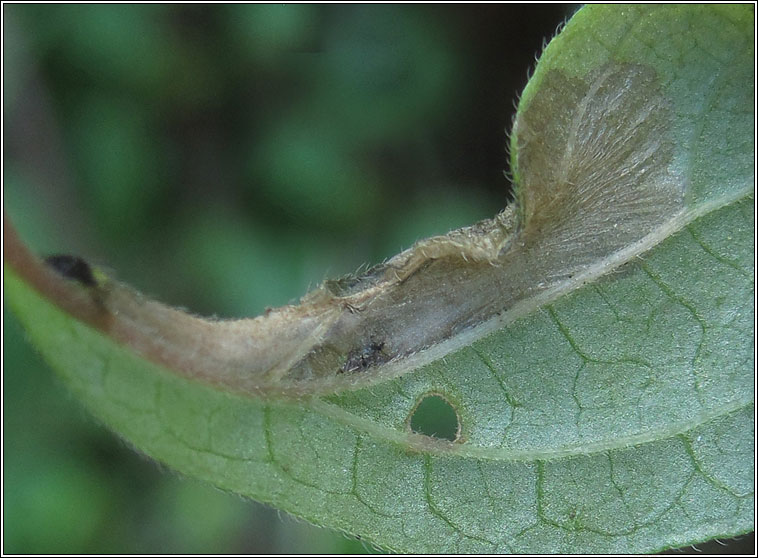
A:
5 62 685 398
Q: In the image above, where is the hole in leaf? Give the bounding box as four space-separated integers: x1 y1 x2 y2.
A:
408 394 460 442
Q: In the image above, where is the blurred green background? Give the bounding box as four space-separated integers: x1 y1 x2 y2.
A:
3 4 751 554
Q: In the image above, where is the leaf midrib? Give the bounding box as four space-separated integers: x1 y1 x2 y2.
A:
311 392 752 462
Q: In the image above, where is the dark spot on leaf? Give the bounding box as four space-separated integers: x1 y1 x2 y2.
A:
408 394 460 442
341 340 388 373
44 254 96 287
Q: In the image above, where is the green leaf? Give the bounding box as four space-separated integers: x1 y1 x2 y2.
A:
4 4 753 553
